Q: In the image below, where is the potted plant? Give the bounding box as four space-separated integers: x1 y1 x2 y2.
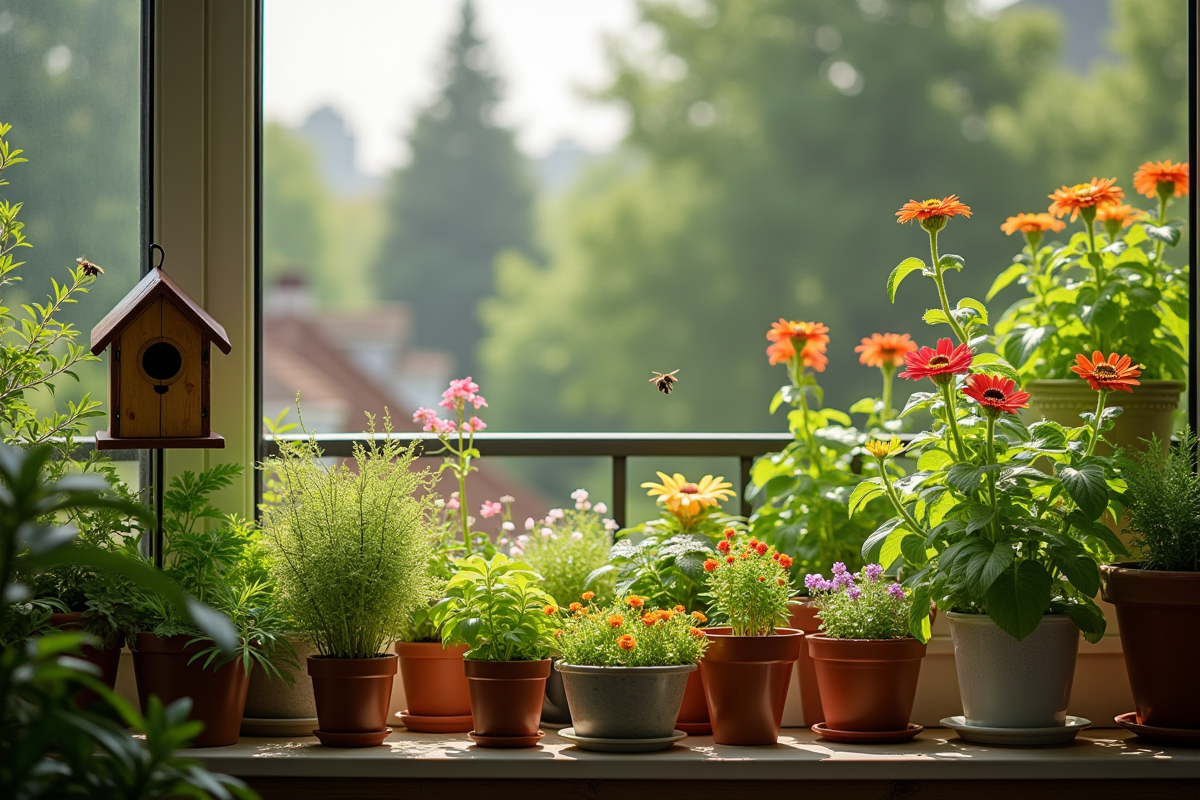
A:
700 530 802 745
804 562 926 742
990 162 1189 452
131 464 295 748
1102 427 1200 735
430 553 557 748
261 413 436 747
551 596 707 751
862 195 1127 743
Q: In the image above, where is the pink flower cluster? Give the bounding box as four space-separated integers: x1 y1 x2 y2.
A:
480 500 502 519
413 407 458 434
414 378 488 434
439 377 488 412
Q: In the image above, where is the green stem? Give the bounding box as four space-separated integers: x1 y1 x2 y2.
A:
792 359 823 477
1151 194 1169 271
1084 390 1109 458
941 382 968 461
1082 215 1109 354
985 414 999 540
880 364 894 421
929 229 970 345
877 456 924 536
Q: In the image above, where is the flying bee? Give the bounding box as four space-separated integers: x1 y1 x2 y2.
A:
650 369 679 395
76 256 104 277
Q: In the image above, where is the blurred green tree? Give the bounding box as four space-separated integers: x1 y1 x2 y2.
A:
262 122 331 290
373 0 536 375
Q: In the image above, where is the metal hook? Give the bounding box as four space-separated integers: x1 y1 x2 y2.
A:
149 243 166 271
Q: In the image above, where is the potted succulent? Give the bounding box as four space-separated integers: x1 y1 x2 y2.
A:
131 464 294 748
861 196 1127 743
430 553 558 748
551 596 707 752
990 162 1190 452
700 530 802 745
804 563 926 742
1102 428 1200 734
261 414 436 748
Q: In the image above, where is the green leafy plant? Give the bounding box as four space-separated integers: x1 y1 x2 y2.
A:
431 553 557 662
508 490 615 606
702 530 794 636
1121 429 1200 572
261 412 436 659
553 597 708 667
806 562 912 640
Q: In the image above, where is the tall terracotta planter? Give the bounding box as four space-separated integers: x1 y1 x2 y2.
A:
701 627 803 745
1023 379 1184 455
131 633 250 747
675 667 711 734
788 601 824 728
395 641 472 732
464 658 551 747
49 612 121 708
1101 563 1200 729
807 634 926 731
307 654 397 747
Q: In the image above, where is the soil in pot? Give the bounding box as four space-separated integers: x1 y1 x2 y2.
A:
557 663 695 739
1101 563 1200 729
788 601 824 728
464 658 550 742
675 667 710 734
947 612 1078 728
701 627 803 745
395 641 471 721
243 637 317 721
132 633 250 747
307 654 397 737
50 612 121 708
807 634 926 732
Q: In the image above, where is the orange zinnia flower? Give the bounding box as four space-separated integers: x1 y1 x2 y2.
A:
1094 203 1143 228
961 373 1029 417
1069 352 1142 393
689 627 705 638
778 555 793 569
691 611 707 623
1133 160 1189 199
1048 178 1124 220
766 319 830 372
581 591 595 601
1000 213 1065 236
673 605 686 614
626 596 645 609
617 634 636 651
896 195 972 230
855 333 917 369
703 558 718 572
569 602 583 614
608 614 624 628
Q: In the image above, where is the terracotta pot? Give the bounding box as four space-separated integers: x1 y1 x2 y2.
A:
131 633 250 747
807 634 926 731
49 612 121 708
788 601 824 728
243 637 317 720
1023 379 1184 455
1101 563 1200 729
700 627 803 745
307 654 397 735
463 658 550 741
675 667 710 732
395 641 471 718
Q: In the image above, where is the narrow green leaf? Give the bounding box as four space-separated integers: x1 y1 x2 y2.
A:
888 257 926 303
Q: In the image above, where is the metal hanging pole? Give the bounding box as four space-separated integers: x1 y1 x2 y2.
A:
155 447 165 568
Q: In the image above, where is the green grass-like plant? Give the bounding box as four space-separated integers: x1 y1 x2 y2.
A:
261 413 436 659
1122 430 1200 573
514 499 615 607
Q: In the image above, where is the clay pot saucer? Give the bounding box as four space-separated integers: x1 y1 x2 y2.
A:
396 710 473 734
939 715 1090 746
812 722 923 744
468 730 545 748
1115 713 1200 748
559 727 687 753
675 721 712 735
313 728 391 747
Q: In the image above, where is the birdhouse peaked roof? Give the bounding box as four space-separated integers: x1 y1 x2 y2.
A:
90 268 232 355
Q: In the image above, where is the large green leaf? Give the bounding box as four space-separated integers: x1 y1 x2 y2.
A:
1056 462 1108 521
961 539 1014 596
848 478 886 516
985 561 1053 641
986 263 1027 301
888 257 926 302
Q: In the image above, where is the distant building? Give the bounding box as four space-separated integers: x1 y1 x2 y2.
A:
294 106 382 197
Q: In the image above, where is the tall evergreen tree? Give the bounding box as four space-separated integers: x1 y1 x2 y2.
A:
374 0 536 374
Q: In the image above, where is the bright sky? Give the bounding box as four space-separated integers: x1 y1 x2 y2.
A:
264 0 1019 177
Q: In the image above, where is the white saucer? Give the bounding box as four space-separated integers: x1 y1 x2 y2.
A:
558 727 687 753
940 715 1091 746
240 717 320 736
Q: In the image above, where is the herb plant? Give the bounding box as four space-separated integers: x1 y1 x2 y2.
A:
1121 429 1200 572
806 563 911 640
702 530 794 636
261 413 437 659
554 597 708 667
431 553 558 662
508 490 615 606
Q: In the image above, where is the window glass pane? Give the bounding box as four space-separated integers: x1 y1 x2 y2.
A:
0 0 142 454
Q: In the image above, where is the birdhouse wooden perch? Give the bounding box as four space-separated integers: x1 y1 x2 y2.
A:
90 265 231 449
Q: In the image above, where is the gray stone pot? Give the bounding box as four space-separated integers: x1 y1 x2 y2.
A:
948 612 1078 728
243 638 317 719
541 657 572 725
556 662 695 739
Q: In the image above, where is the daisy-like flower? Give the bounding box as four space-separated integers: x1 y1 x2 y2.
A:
896 195 972 232
641 472 735 522
961 373 1030 417
864 437 905 460
855 333 917 369
1133 160 1189 199
1000 212 1065 236
898 338 973 385
1069 352 1142 393
1094 203 1143 227
1048 177 1124 221
766 319 830 371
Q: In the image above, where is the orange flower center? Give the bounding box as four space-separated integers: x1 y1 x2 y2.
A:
679 484 699 494
927 355 950 369
1093 363 1118 379
983 388 1006 402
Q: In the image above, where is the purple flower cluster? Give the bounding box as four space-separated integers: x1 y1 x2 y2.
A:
805 562 906 602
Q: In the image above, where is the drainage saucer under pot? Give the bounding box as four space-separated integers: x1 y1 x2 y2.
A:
940 716 1090 746
558 727 687 753
1115 713 1200 748
812 722 923 744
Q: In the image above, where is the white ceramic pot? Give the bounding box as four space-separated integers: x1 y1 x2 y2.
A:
947 612 1078 728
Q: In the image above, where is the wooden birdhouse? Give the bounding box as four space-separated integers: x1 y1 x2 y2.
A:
90 266 231 449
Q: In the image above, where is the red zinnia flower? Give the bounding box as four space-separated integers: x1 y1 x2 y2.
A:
1070 352 1142 393
724 529 736 539
1048 178 1124 220
703 558 719 573
758 576 765 582
896 195 972 229
755 542 768 555
899 338 973 385
717 540 731 553
777 578 785 586
725 556 735 564
962 373 1029 417
1133 160 1189 199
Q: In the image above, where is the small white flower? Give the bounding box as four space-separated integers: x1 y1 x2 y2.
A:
594 502 607 514
583 501 592 511
498 537 509 546
575 502 586 510
524 517 535 531
603 518 619 532
510 546 524 557
467 516 476 526
434 498 445 508
570 489 589 502
501 521 515 532
500 495 515 504
541 527 554 538
548 508 564 520
570 531 584 542
450 491 459 498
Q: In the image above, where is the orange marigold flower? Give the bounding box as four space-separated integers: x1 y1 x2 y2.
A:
703 558 719 572
618 634 636 651
1134 160 1189 199
608 614 624 628
748 538 759 547
1069 352 1142 394
962 373 1029 417
643 614 659 626
691 611 708 623
689 627 705 638
1048 177 1124 220
755 542 769 556
777 578 786 586
626 596 645 608
900 338 973 385
896 195 972 231
543 605 557 615
581 591 595 601
717 539 732 553
1094 204 1143 227
569 602 583 613
674 605 686 614
779 555 793 569
856 333 918 369
1000 213 1065 236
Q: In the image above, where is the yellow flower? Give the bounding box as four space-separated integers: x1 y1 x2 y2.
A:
641 472 735 522
865 437 905 460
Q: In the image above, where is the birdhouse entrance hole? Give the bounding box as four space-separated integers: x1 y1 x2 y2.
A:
142 340 183 383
